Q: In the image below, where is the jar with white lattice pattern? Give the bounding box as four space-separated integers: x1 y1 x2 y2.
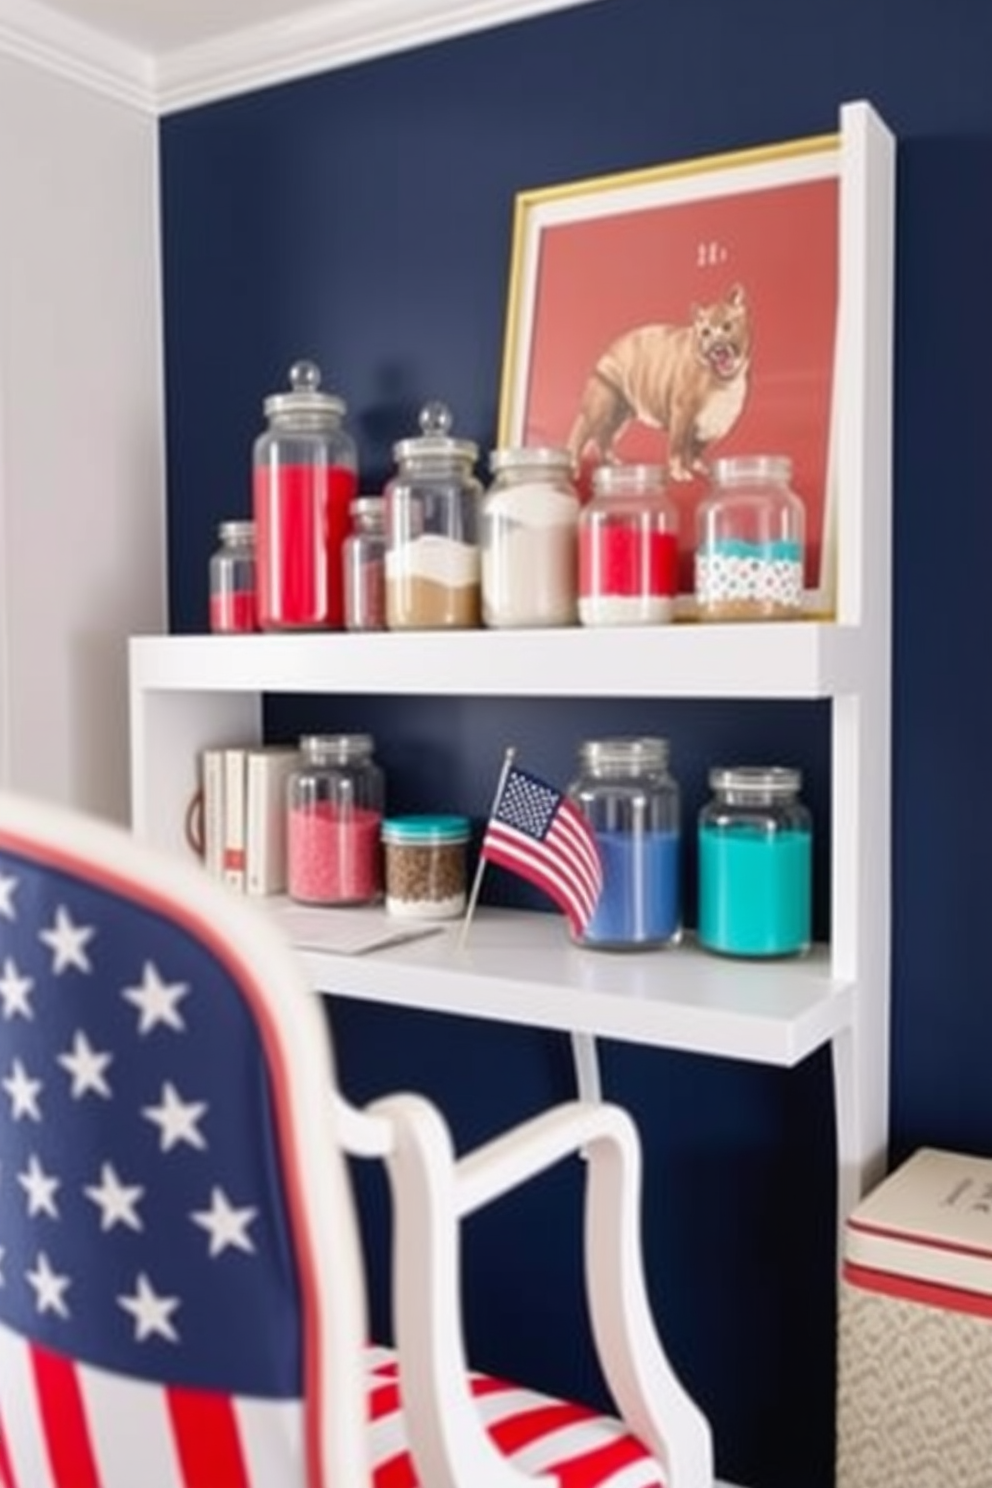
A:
694 455 806 621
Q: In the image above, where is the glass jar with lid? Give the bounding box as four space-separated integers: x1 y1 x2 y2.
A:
343 496 387 631
253 359 358 631
482 446 580 627
381 814 470 920
698 766 812 958
694 455 806 621
209 518 257 634
578 464 679 625
286 734 385 905
567 737 681 950
384 401 482 629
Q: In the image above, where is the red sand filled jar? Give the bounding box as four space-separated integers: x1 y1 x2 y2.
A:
209 518 257 633
287 734 385 905
253 359 358 630
578 463 679 625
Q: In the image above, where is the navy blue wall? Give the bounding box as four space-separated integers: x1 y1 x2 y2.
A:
160 2 992 1484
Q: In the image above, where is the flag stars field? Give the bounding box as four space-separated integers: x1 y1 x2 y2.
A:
84 1162 145 1233
191 1187 258 1257
0 871 17 921
2 1059 42 1122
57 1030 113 1099
38 905 95 975
0 958 33 1020
122 961 190 1035
117 1273 180 1344
17 1155 60 1220
141 1082 208 1153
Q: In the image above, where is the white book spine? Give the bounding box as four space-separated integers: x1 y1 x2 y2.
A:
222 747 247 892
246 748 298 897
200 748 226 880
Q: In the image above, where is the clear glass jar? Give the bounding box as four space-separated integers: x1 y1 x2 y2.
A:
343 496 387 631
578 464 679 625
568 737 681 950
286 734 384 905
384 401 482 629
695 455 806 621
698 766 812 958
381 815 470 920
482 446 579 627
253 359 358 632
209 519 257 634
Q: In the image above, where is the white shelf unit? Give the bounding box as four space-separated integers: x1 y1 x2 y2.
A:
129 102 893 1237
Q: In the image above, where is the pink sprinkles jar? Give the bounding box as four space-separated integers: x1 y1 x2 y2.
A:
287 734 384 904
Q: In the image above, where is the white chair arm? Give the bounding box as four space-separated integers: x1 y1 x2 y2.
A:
370 1092 714 1488
369 1091 555 1488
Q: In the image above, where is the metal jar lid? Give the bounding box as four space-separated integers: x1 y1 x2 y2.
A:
708 765 802 795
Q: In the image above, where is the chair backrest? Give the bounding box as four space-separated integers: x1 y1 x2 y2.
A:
0 790 370 1488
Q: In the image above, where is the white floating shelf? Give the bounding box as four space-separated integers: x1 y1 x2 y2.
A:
277 904 853 1068
130 623 862 701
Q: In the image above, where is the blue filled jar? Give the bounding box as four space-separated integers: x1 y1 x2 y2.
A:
698 766 812 958
568 737 681 950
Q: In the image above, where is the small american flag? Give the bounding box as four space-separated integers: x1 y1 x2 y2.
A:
480 765 603 934
0 842 307 1488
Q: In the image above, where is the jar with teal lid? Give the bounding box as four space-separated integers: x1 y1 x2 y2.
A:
381 814 470 920
694 455 806 620
698 766 812 958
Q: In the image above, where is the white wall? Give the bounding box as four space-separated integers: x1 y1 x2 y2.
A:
0 53 165 821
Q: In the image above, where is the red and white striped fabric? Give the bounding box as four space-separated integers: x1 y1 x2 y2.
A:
365 1346 666 1488
0 1327 665 1488
0 1318 304 1488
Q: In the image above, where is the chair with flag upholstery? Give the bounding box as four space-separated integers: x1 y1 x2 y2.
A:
0 789 713 1488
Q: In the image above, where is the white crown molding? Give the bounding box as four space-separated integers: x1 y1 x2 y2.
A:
0 0 601 116
155 0 603 114
0 0 154 110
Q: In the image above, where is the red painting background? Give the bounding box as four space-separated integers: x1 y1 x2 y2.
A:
516 176 839 597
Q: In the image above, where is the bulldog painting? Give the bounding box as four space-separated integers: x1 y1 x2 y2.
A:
567 284 752 481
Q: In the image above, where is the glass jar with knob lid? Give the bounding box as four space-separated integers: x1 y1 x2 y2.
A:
567 736 681 950
482 446 580 627
286 734 385 906
697 765 812 957
253 359 358 632
694 455 806 621
384 401 482 629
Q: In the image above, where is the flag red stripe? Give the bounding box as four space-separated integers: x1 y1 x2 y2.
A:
551 1431 661 1488
483 833 594 930
167 1386 250 1488
489 1398 593 1451
369 1380 401 1420
0 1413 18 1488
31 1344 100 1488
373 1450 418 1488
554 806 604 892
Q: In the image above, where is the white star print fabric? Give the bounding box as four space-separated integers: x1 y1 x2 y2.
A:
0 844 304 1487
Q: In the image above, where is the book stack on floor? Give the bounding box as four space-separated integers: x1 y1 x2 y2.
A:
200 744 299 895
837 1146 992 1488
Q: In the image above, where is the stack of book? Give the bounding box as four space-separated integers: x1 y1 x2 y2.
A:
200 744 299 895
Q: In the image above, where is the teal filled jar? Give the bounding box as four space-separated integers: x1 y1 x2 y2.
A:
698 766 811 958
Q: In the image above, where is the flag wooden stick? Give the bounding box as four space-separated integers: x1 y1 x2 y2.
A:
457 744 516 951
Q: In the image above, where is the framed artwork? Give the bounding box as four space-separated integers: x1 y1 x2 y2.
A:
498 131 842 613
